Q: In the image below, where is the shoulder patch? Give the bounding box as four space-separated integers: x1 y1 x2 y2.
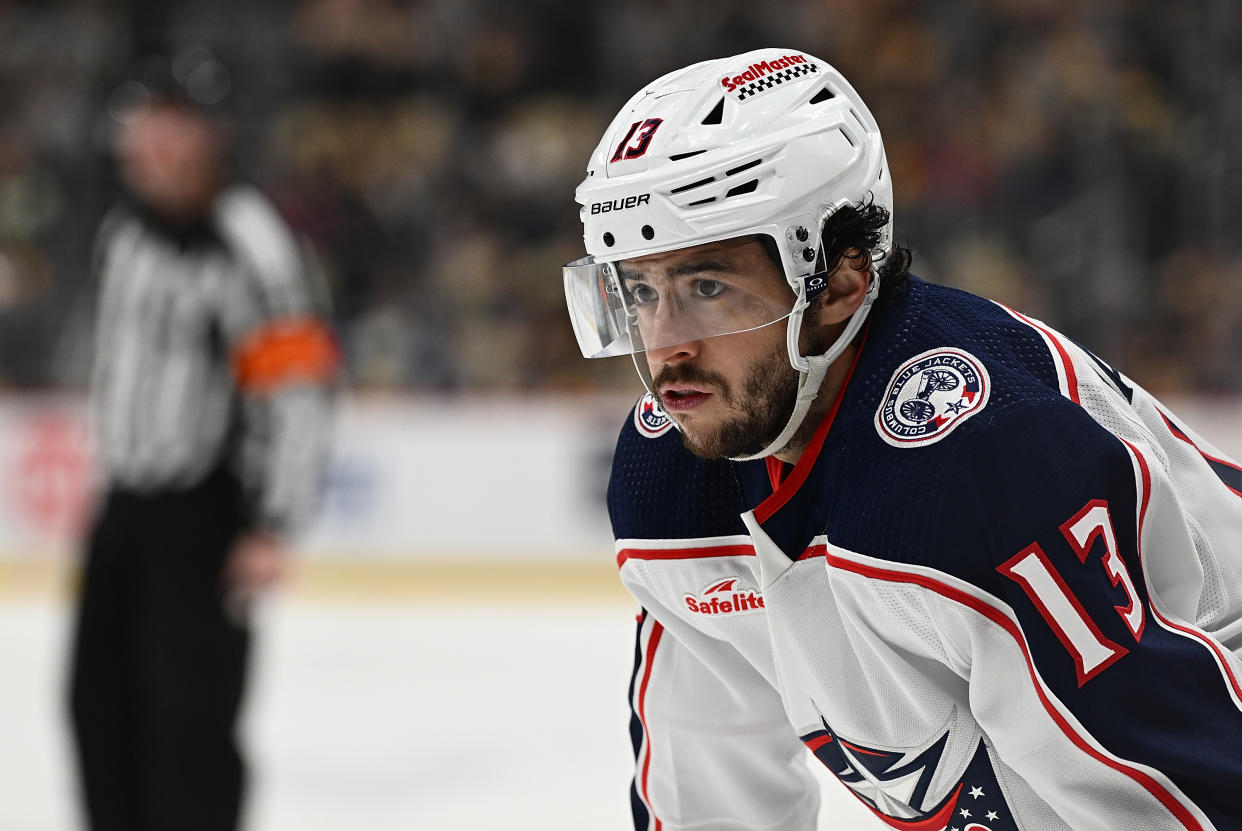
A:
875 347 990 448
633 392 674 438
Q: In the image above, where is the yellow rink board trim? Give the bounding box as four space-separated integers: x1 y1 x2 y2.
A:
0 556 633 604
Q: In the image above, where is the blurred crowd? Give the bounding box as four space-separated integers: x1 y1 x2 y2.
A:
1 0 1241 396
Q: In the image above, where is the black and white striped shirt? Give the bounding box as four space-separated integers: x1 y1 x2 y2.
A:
90 184 335 533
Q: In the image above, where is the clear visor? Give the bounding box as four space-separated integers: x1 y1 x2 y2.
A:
563 238 797 358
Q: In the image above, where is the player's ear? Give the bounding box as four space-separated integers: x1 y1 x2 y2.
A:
814 247 870 327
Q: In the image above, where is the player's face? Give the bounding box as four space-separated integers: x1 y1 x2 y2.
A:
623 237 801 459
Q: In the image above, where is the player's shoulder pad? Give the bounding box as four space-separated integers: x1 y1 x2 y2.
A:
608 392 747 540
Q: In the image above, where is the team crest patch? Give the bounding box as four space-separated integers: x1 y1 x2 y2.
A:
634 392 673 438
875 348 990 448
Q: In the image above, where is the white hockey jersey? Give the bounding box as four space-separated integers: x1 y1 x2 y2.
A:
608 277 1242 831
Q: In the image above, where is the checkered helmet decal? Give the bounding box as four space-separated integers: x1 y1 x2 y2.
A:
734 62 820 101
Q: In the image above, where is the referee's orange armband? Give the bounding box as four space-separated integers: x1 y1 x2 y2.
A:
232 318 339 393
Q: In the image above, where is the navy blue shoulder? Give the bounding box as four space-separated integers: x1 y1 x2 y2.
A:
819 279 1134 584
607 394 748 541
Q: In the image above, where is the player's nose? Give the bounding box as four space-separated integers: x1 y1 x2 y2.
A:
646 336 701 367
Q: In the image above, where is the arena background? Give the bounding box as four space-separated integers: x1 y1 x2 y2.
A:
2 1 1241 828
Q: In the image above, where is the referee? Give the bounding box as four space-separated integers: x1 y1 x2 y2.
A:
67 49 337 831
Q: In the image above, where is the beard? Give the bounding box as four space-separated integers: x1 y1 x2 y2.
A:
653 341 800 460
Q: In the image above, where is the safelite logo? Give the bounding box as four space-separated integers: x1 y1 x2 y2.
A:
875 347 990 448
634 392 673 438
684 577 765 616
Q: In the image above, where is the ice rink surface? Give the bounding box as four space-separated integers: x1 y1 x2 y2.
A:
1 586 879 830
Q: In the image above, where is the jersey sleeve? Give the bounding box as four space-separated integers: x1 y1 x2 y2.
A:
931 399 1242 831
213 187 339 534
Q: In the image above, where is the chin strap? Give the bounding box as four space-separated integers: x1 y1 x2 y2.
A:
728 352 832 461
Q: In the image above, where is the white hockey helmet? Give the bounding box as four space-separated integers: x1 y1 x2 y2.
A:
564 47 892 458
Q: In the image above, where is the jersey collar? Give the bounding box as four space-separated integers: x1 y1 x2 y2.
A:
753 324 871 526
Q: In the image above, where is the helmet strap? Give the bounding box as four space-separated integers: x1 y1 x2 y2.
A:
728 265 879 462
728 352 832 462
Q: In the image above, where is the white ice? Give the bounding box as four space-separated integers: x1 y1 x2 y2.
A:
0 595 879 830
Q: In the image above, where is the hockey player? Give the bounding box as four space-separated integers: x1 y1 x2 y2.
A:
563 48 1242 830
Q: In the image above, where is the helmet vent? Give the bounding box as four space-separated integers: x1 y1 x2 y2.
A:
725 159 762 177
809 87 835 105
669 150 707 162
837 127 854 147
687 197 716 207
701 97 725 125
725 179 759 198
670 176 716 195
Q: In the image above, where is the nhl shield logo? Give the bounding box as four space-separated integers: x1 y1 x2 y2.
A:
634 392 673 438
875 348 990 448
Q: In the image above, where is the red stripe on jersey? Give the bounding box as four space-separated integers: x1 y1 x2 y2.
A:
765 456 786 492
1005 306 1080 404
636 620 664 831
823 550 1207 831
798 543 827 561
754 327 870 525
1118 437 1242 705
840 739 887 757
804 734 834 752
617 544 756 568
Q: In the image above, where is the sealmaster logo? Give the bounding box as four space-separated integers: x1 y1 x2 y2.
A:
685 578 765 616
719 54 819 101
875 347 990 448
634 392 673 437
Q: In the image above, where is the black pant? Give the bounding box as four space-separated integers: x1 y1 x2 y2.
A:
68 468 250 831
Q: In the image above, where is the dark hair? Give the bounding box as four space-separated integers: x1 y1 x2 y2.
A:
821 201 911 306
758 201 911 307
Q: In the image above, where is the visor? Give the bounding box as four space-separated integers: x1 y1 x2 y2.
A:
563 239 797 359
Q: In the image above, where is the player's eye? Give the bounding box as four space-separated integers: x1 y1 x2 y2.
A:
627 282 658 306
694 279 726 299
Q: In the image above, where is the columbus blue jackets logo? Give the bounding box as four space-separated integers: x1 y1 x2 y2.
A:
800 722 1019 831
634 392 673 438
875 348 990 448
